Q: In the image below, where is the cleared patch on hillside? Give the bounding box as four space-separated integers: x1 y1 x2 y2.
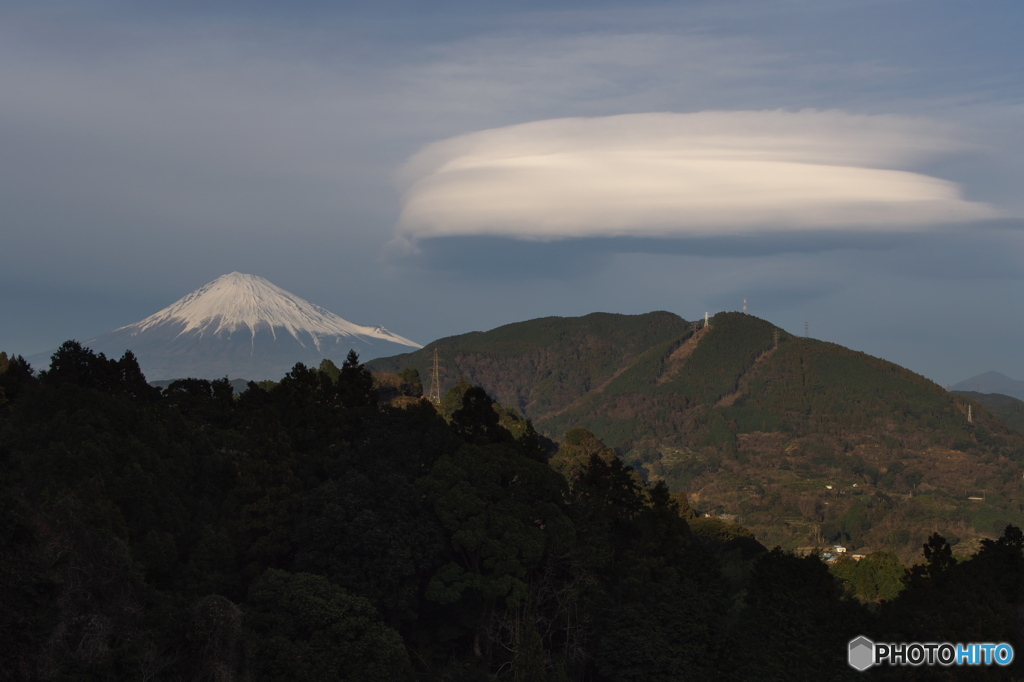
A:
535 357 639 420
716 345 778 407
656 324 707 384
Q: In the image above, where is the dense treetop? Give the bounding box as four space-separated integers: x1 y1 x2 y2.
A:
2 343 1023 680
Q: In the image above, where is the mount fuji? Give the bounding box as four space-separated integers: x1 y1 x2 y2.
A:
45 273 422 381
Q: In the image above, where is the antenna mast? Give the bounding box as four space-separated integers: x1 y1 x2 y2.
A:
743 297 747 314
427 348 442 404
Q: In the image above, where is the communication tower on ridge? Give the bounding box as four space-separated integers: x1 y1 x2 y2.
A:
743 297 747 314
427 348 442 404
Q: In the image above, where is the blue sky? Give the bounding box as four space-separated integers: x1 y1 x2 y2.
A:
3 0 1023 385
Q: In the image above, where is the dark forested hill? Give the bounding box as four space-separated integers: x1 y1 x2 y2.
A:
5 345 1024 680
371 312 1024 560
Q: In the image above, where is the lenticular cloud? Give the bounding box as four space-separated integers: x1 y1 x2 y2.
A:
395 110 999 242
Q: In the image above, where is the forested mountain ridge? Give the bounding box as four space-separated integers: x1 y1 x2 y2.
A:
370 311 691 417
370 312 1024 560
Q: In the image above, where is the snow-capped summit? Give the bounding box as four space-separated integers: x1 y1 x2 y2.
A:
127 272 420 350
64 273 422 381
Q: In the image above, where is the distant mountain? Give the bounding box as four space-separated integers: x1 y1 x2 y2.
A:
952 371 1024 401
370 311 1024 560
31 273 421 380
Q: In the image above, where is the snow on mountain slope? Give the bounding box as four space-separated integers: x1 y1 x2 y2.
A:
30 273 422 381
124 272 420 350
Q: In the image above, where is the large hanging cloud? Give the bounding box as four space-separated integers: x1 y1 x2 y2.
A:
395 110 1000 242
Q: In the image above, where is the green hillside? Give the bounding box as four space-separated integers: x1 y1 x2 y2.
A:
371 312 1024 560
368 311 692 417
953 390 1024 434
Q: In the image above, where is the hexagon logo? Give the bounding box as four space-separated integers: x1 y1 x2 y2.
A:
849 636 875 671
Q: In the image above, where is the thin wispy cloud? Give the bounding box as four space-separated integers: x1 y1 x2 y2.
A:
395 110 999 243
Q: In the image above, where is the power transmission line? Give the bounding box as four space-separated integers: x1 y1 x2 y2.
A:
427 348 442 404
